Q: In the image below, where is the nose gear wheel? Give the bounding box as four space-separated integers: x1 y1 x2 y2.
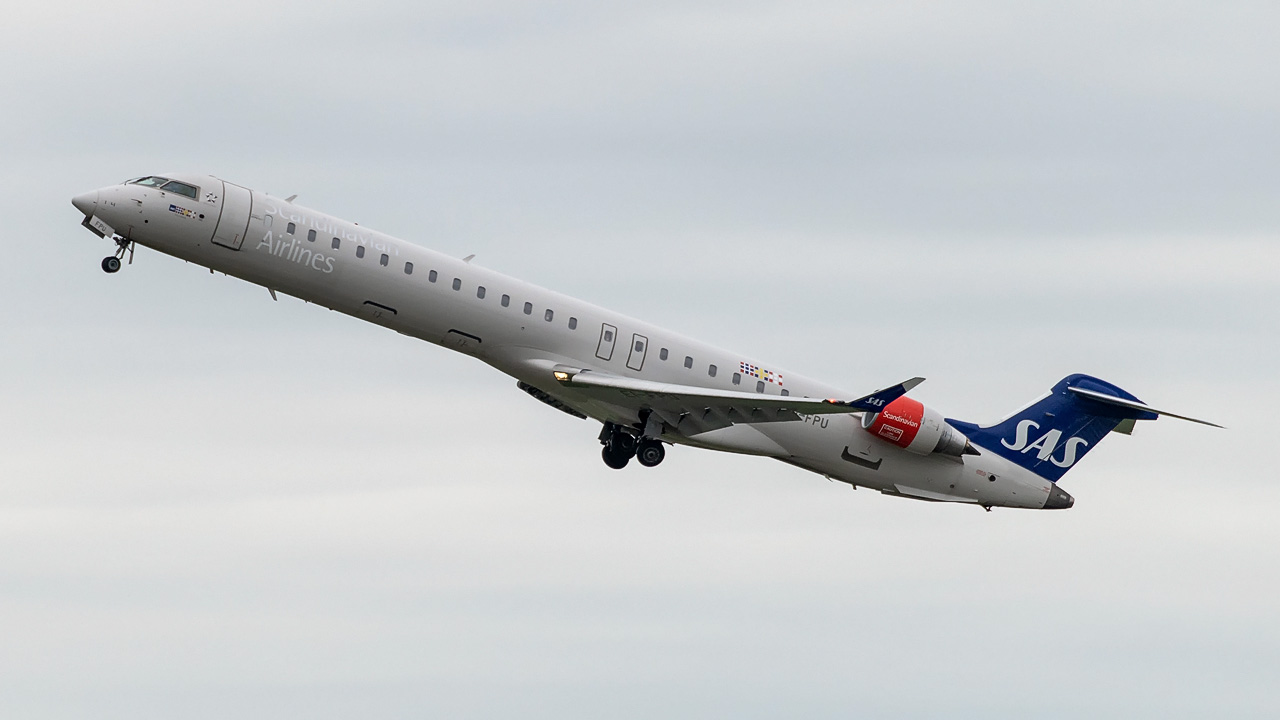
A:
101 236 134 274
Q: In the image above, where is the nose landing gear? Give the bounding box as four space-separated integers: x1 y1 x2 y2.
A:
101 236 134 274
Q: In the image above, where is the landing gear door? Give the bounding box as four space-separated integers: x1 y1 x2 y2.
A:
596 323 617 361
626 333 648 371
212 181 252 250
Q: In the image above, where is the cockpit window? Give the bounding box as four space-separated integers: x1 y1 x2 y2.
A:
130 176 170 187
160 180 198 199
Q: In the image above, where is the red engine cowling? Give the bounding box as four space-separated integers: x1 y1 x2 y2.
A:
861 396 974 456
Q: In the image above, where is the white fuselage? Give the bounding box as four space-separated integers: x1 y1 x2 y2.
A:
74 173 1061 509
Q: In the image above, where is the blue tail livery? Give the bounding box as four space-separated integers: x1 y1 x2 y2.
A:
947 374 1221 483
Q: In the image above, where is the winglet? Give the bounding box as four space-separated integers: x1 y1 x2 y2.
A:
825 377 925 412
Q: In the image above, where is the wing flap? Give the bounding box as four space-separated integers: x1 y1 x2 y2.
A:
552 369 924 433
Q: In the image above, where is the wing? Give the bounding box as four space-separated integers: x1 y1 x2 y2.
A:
552 368 923 435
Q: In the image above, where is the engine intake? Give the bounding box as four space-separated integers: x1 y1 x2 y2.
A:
861 396 976 457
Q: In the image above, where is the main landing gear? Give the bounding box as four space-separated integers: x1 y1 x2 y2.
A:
101 236 134 274
636 441 665 467
599 421 666 470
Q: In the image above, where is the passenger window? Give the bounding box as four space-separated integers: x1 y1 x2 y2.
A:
477 286 486 299
568 317 577 330
604 330 614 342
287 222 296 235
356 246 365 258
452 278 461 291
781 389 789 396
331 237 339 249
523 302 533 315
545 309 554 322
404 262 414 275
501 294 510 307
756 381 765 393
708 365 717 377
380 253 389 266
684 356 693 369
160 180 198 199
660 348 668 361
307 229 316 242
429 270 438 283
732 372 741 385
636 341 645 352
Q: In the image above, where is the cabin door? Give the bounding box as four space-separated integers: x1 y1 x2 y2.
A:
212 181 252 250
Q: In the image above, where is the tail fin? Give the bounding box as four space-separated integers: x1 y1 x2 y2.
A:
946 373 1218 482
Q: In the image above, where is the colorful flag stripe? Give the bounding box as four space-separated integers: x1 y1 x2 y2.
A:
740 361 783 385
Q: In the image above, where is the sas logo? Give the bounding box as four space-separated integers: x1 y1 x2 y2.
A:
1001 419 1089 468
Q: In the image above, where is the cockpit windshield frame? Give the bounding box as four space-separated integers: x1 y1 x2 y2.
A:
160 180 199 199
125 176 200 200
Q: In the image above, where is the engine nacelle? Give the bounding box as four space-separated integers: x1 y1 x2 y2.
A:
861 396 974 457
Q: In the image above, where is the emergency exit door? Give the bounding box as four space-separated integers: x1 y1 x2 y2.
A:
596 323 617 361
627 334 648 371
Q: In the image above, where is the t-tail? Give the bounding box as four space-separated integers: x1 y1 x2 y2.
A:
947 373 1222 483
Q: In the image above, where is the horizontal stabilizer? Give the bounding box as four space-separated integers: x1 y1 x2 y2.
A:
1067 386 1223 428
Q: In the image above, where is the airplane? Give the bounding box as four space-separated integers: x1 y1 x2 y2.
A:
69 173 1220 511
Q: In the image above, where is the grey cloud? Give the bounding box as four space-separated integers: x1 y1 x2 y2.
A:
1 2 1277 718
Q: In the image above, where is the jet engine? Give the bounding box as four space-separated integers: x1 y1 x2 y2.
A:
861 396 976 457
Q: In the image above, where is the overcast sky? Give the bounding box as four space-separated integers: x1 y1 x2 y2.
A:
2 1 1278 718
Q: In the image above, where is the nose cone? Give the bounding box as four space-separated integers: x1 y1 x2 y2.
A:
72 190 98 216
1044 484 1075 510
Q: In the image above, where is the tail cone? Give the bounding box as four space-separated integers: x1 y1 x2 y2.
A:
1044 484 1074 510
